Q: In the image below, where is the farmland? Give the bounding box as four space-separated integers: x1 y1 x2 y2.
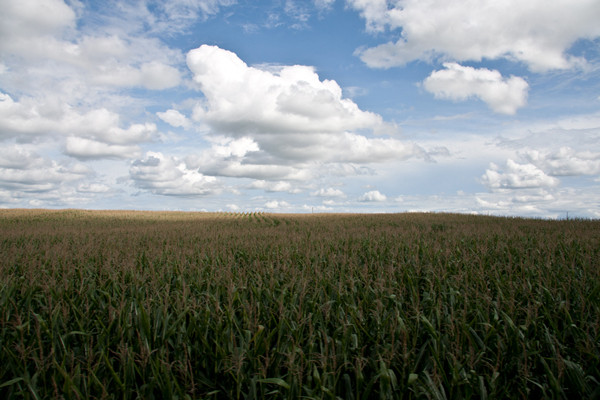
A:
0 209 599 399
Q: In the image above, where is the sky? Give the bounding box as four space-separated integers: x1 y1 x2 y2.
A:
1 0 600 218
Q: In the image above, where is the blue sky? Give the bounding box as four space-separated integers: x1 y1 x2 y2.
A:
1 0 600 217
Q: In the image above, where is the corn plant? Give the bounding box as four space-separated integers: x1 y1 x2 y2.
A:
0 210 599 399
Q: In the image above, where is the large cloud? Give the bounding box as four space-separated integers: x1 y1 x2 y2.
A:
0 0 182 162
523 147 600 177
0 0 76 46
481 160 560 190
183 45 429 180
350 0 600 71
358 190 387 202
187 45 387 136
184 136 313 181
423 63 529 115
0 0 182 94
130 152 224 196
0 145 91 193
0 93 156 159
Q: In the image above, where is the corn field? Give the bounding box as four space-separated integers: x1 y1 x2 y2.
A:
1 209 599 399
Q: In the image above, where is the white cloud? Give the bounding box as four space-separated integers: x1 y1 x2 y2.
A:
72 35 183 91
350 0 600 71
64 138 142 160
130 151 223 196
208 137 260 158
0 93 158 145
523 147 600 176
0 93 65 140
0 0 76 46
185 137 314 181
264 199 291 209
77 183 114 193
358 190 387 202
348 0 388 33
188 45 387 136
470 185 600 218
321 163 376 177
192 158 313 181
423 63 529 115
226 204 240 210
157 109 192 128
92 60 181 90
184 45 428 174
0 145 91 193
247 180 301 193
0 93 158 161
513 191 555 203
310 188 346 197
481 160 560 190
0 0 184 92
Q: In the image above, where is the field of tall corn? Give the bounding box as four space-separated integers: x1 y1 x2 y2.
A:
1 209 599 399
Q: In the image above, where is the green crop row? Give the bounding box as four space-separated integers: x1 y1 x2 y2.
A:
0 210 599 399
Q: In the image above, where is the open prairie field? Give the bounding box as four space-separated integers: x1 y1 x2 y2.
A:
1 209 599 399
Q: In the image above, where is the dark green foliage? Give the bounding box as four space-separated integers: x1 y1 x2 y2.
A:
0 210 599 399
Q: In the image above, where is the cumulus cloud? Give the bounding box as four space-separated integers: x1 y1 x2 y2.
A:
0 0 76 47
0 94 157 142
188 45 387 136
350 0 600 71
157 109 192 129
64 138 142 160
358 190 387 202
191 157 313 181
0 146 91 193
310 188 346 197
0 93 157 159
523 147 600 176
1 1 182 89
184 134 425 182
481 160 560 190
185 137 313 181
63 34 183 91
264 199 291 209
129 151 223 196
247 180 302 193
423 63 529 115
181 45 430 179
